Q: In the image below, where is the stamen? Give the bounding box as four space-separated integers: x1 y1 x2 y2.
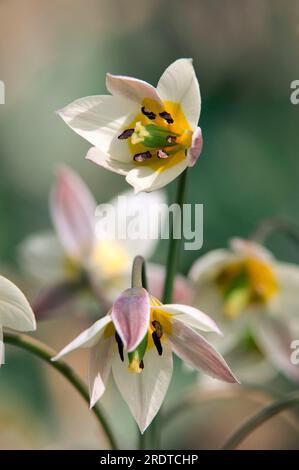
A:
115 332 124 362
141 106 156 120
133 151 152 162
152 320 163 356
118 128 134 140
157 149 170 159
166 135 177 144
152 331 163 355
139 360 144 370
159 111 174 124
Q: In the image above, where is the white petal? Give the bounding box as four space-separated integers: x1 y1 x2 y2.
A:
250 315 299 383
229 238 274 262
57 95 137 162
89 337 114 408
126 156 187 193
0 275 36 332
106 73 163 106
86 147 135 175
50 166 97 260
189 249 234 283
159 304 222 334
157 59 201 129
169 320 238 383
269 262 299 319
18 232 65 283
112 340 173 433
190 279 246 354
106 189 167 259
52 314 112 361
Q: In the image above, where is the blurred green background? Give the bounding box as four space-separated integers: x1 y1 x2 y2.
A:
1 0 299 449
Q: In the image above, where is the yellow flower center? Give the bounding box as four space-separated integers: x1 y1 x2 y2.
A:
118 98 192 173
216 257 278 319
90 240 130 279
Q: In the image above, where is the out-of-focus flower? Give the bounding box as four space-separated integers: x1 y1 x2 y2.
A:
52 286 237 432
0 275 36 365
57 59 202 193
189 238 299 382
19 166 192 317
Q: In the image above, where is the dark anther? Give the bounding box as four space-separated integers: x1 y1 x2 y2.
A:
152 320 163 356
115 332 124 362
139 360 144 370
166 135 177 144
157 149 170 159
133 151 152 162
159 111 174 124
118 128 134 140
152 320 163 338
141 106 156 120
152 331 163 355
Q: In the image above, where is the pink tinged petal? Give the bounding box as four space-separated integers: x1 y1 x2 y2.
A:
251 316 299 383
147 263 194 305
169 320 239 383
112 339 173 433
52 314 112 361
57 95 137 162
186 127 203 167
159 304 222 335
0 275 36 332
229 238 274 262
111 287 150 352
157 58 201 129
106 73 163 107
50 166 97 260
89 337 114 408
33 280 81 320
86 147 135 176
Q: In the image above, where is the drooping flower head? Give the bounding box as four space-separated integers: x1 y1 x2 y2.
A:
53 286 238 432
57 59 203 193
189 238 299 382
19 166 193 317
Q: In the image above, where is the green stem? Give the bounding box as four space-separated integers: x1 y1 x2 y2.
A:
4 331 117 450
131 255 146 289
163 169 188 304
222 391 299 450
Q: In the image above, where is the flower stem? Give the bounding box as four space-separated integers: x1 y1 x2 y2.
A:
131 255 147 289
163 169 188 304
222 391 299 450
4 331 117 450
